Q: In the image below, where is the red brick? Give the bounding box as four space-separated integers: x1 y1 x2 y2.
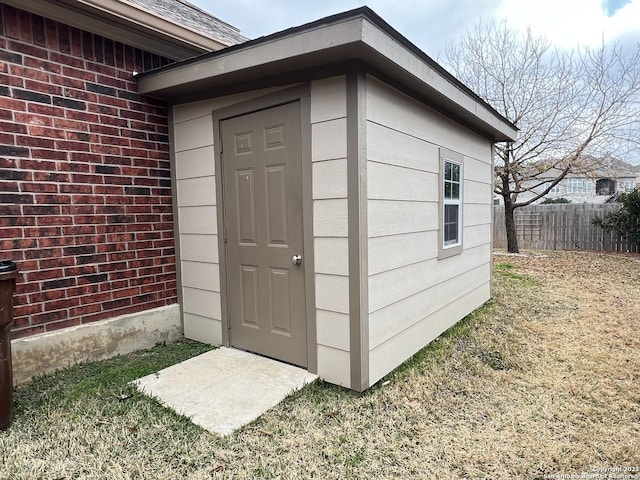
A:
69 27 82 57
37 235 69 248
80 311 112 325
0 97 27 111
15 113 54 126
31 14 46 46
52 74 91 92
24 246 63 259
3 6 20 39
62 225 96 236
88 143 120 155
0 72 24 87
18 159 57 171
89 123 119 136
11 64 49 82
0 120 27 134
23 226 62 237
64 205 94 216
17 9 33 43
55 140 91 152
44 19 59 51
27 103 65 117
62 65 96 82
13 303 42 317
33 170 70 182
29 125 66 138
11 326 45 340
38 256 75 268
69 302 102 317
44 297 81 311
26 78 62 95
102 298 131 310
9 40 48 59
36 215 73 226
63 89 97 103
45 318 82 332
66 131 96 142
17 135 55 149
31 309 68 325
53 118 88 131
24 183 60 194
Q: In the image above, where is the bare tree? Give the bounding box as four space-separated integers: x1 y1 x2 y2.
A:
444 22 640 253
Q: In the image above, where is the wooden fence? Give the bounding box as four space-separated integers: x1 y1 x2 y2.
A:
493 204 639 252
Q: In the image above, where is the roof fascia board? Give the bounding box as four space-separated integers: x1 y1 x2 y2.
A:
3 0 228 60
358 19 518 141
137 17 365 94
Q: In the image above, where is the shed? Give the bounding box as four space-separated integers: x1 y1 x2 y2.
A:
137 7 517 391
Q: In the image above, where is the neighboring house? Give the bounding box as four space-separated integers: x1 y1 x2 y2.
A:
3 2 517 390
0 0 245 383
138 7 516 390
496 157 638 205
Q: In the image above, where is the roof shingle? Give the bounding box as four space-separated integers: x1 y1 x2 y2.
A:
126 0 248 46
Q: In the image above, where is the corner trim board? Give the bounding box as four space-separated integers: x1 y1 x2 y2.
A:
347 69 369 391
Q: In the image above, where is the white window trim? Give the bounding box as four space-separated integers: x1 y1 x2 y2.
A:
438 148 464 259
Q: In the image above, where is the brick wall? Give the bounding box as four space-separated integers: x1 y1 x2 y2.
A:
0 5 178 339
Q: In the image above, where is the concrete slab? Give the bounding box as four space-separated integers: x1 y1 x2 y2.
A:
132 347 317 435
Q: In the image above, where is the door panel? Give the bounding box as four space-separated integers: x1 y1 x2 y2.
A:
236 170 257 244
240 265 259 327
269 267 291 334
266 165 288 245
221 101 307 367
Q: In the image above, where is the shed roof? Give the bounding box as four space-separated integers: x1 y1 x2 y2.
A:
137 7 517 142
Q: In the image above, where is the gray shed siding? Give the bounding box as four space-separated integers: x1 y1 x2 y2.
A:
364 77 494 385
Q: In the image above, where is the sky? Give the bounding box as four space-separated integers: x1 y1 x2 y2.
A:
190 0 640 57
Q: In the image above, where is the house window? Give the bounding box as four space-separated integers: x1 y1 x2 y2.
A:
567 178 582 194
596 178 616 196
621 180 635 192
439 149 463 258
550 182 563 195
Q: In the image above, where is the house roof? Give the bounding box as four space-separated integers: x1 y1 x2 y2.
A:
3 0 247 60
136 7 518 142
125 0 247 47
527 156 638 180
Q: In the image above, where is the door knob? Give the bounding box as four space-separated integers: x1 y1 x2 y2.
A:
291 254 302 265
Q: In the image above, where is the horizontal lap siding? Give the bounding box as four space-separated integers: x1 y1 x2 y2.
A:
365 77 493 385
0 5 176 339
311 77 350 388
173 89 292 345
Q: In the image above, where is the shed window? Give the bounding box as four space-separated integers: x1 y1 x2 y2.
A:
439 149 464 258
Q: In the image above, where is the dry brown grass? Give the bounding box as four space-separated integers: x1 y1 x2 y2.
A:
1 250 639 479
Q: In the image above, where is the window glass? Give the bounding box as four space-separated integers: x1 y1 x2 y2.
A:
442 158 462 249
444 204 459 245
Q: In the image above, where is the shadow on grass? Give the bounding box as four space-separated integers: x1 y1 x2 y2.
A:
12 340 215 417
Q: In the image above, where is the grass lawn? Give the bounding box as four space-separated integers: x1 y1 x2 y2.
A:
1 250 639 479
